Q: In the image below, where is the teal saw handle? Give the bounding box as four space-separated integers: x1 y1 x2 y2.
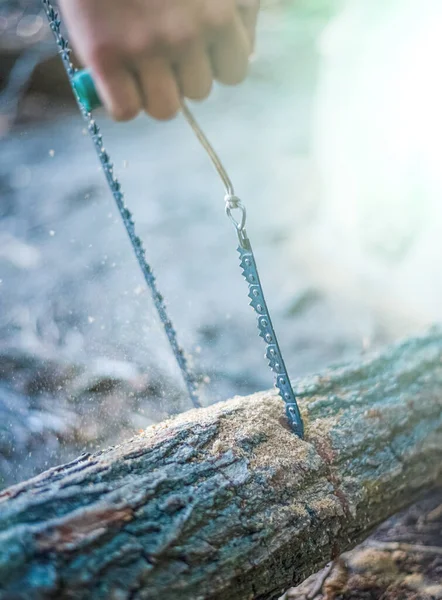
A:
72 69 102 112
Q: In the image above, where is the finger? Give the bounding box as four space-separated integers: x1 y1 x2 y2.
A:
210 13 250 85
137 57 181 121
176 42 213 100
92 61 142 121
236 0 259 52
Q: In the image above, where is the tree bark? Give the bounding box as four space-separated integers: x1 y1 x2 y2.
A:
1 331 442 600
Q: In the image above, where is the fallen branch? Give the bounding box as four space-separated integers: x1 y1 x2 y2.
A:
1 331 442 599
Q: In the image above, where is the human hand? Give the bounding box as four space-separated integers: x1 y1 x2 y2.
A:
60 0 259 121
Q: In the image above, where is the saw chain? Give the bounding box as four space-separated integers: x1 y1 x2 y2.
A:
42 0 304 437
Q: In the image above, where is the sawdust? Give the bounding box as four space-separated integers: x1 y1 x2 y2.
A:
130 386 349 499
139 391 317 467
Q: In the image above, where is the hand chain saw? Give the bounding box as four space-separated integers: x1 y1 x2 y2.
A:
42 0 304 437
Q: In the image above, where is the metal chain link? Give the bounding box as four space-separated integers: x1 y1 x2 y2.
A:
41 0 201 408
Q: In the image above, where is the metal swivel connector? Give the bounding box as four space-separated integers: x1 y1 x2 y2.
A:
225 194 249 248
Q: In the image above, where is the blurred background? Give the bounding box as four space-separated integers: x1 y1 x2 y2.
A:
1 0 441 488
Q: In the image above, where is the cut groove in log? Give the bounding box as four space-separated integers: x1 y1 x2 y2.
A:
1 331 442 600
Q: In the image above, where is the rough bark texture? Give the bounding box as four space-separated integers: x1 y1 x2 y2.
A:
1 331 442 600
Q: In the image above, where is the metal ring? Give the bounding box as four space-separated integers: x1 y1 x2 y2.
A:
225 195 246 231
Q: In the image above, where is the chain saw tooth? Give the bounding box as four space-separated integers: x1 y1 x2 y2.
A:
121 207 130 220
88 121 99 135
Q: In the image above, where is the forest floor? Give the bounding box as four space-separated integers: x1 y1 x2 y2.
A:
1 3 440 599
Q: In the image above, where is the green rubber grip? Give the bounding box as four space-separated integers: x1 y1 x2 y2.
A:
72 69 102 112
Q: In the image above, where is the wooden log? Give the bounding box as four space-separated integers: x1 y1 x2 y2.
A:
1 331 442 600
